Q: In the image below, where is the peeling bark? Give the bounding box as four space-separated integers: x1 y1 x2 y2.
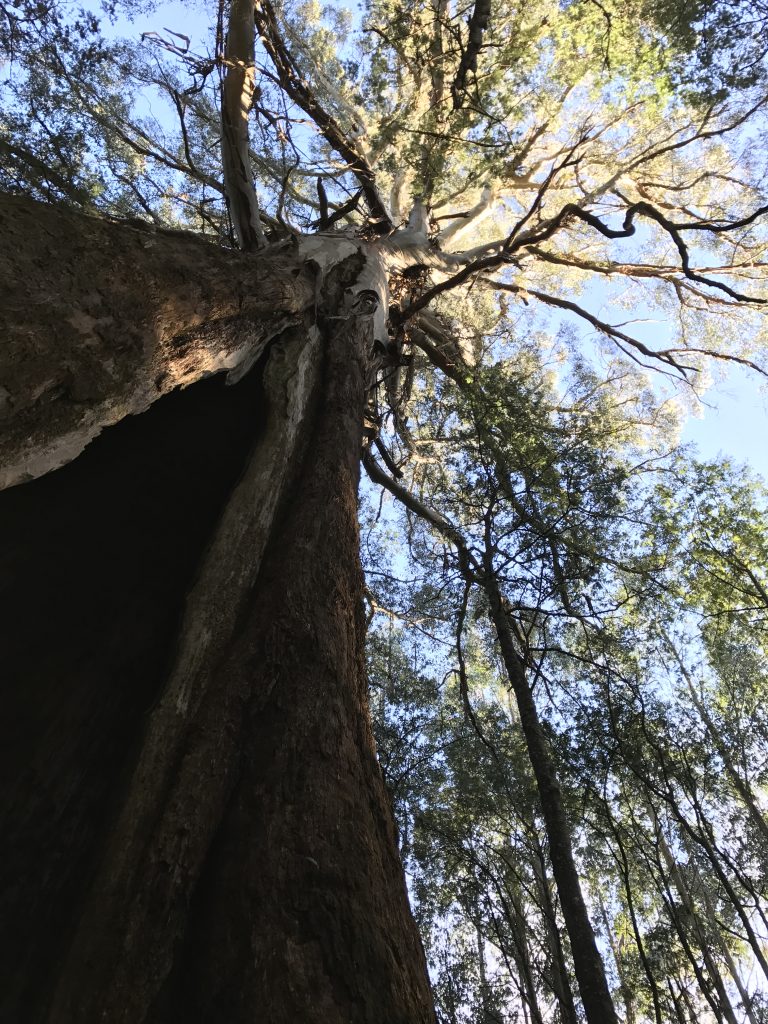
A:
0 194 315 489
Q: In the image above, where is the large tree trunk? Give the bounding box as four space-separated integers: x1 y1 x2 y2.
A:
0 195 435 1023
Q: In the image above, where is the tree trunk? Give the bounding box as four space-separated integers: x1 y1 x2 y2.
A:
0 195 435 1023
484 576 619 1024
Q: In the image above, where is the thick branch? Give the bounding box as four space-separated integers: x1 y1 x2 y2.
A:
438 183 496 247
451 0 492 109
221 0 267 248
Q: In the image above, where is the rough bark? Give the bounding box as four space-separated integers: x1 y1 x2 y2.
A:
0 194 315 488
0 197 435 1023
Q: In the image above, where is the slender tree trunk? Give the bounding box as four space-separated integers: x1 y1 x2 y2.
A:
606 813 665 1024
597 891 636 1024
648 809 738 1024
361 437 616 1023
530 835 580 1024
662 632 768 848
504 882 546 1024
483 575 619 1024
473 903 494 1023
221 0 266 249
0 195 435 1023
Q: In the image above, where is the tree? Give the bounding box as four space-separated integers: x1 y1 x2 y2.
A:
1 0 768 1021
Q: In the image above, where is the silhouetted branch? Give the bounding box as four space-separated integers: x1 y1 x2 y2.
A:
255 0 392 231
451 0 491 108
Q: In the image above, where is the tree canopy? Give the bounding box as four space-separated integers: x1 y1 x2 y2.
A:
2 0 768 1020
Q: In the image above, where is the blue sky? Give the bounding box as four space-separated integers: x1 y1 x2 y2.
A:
683 365 768 478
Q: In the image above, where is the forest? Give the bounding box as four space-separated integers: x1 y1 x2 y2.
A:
1 0 768 1021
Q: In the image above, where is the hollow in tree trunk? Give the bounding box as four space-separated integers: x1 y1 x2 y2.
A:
0 194 435 1024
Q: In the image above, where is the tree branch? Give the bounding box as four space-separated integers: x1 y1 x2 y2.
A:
0 138 94 206
221 0 266 248
254 0 392 232
521 201 768 304
485 280 695 374
451 0 491 109
362 448 475 564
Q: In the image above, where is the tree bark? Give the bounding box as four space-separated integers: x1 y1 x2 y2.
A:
0 193 314 488
221 0 266 249
0 196 435 1023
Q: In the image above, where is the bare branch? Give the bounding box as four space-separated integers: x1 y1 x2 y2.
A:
310 188 363 228
486 279 694 374
170 89 205 185
487 279 768 378
521 201 768 304
362 448 475 564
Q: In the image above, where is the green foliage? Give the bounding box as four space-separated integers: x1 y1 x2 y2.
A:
364 323 768 1018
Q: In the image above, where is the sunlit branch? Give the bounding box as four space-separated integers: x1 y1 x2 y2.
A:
438 183 496 247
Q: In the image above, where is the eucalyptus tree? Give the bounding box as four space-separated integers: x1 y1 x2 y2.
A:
2 0 768 1021
370 632 583 1024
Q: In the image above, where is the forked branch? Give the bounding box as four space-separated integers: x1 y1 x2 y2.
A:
402 194 768 323
524 201 768 304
